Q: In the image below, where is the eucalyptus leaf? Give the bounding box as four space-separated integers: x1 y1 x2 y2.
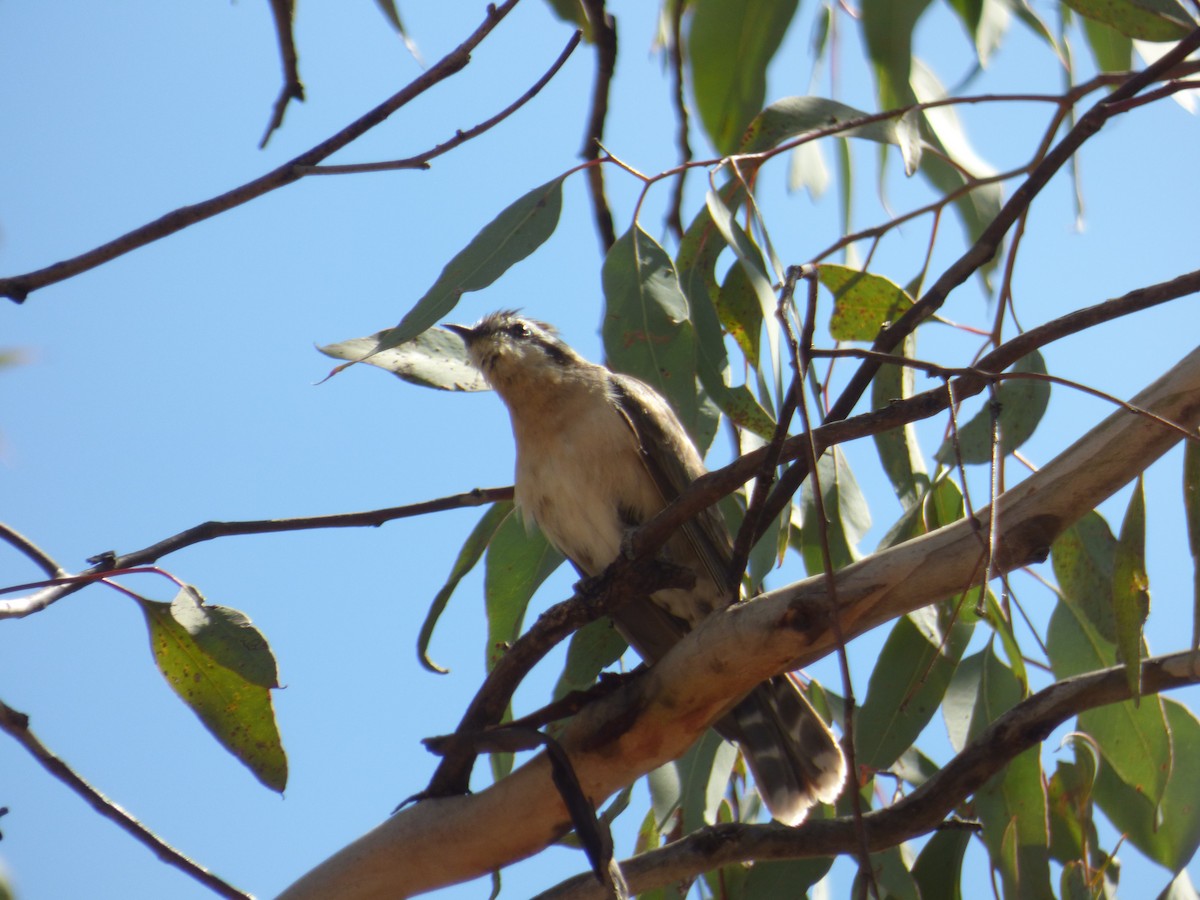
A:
936 349 1050 465
319 326 489 392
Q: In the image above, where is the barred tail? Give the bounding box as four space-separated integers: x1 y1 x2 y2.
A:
719 673 846 826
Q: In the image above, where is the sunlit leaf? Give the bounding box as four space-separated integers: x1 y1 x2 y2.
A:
1047 599 1171 807
820 264 915 342
371 177 565 354
1094 699 1200 872
542 0 594 40
1063 0 1194 41
1112 478 1150 698
676 729 735 834
688 0 800 153
799 447 872 573
418 501 513 673
740 96 901 154
318 326 489 392
1052 511 1119 642
1081 15 1135 71
945 0 1012 65
138 588 286 791
936 350 1050 465
861 0 934 108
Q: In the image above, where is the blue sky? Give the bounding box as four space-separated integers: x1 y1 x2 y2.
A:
2 2 1198 898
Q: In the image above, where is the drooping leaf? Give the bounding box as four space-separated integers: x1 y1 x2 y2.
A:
744 857 833 897
676 729 736 834
484 513 564 781
1081 14 1135 71
911 826 970 900
855 604 973 771
861 0 934 108
799 447 872 574
945 0 1012 65
542 0 594 40
1093 699 1200 872
1052 511 1119 642
740 96 902 154
820 264 915 342
138 588 286 791
1062 0 1194 41
1112 478 1150 698
1047 599 1171 808
418 501 514 673
318 326 489 392
971 645 1053 899
1047 737 1101 866
1184 440 1200 650
688 0 800 154
552 616 628 701
603 224 717 448
936 349 1051 465
371 176 566 354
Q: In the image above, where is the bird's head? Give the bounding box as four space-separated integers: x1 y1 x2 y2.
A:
445 310 584 393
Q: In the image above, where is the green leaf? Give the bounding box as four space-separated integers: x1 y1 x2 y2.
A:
1094 699 1200 872
936 349 1051 465
1047 599 1171 808
861 0 934 108
676 729 736 834
912 826 970 900
484 514 564 781
739 96 902 154
819 264 915 341
371 176 565 353
946 0 1012 65
855 604 973 770
972 645 1054 900
744 857 833 897
799 447 872 574
1052 511 1120 643
687 0 800 153
484 515 564 673
1184 440 1200 650
1081 15 1135 71
541 0 594 40
418 501 514 673
552 616 627 701
603 224 717 447
1062 0 1194 41
1047 738 1101 866
1158 870 1200 900
318 326 489 392
138 589 286 791
1112 478 1150 698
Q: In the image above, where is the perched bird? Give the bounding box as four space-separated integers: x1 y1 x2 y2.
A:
447 310 845 825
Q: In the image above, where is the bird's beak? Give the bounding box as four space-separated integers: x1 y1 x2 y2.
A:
444 323 474 343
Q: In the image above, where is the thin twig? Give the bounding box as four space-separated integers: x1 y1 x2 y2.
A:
0 0 523 303
580 0 618 252
298 30 583 175
0 486 513 619
0 523 65 578
261 0 305 149
0 698 252 900
665 0 692 241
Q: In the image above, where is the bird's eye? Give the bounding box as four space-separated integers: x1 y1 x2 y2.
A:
504 322 531 339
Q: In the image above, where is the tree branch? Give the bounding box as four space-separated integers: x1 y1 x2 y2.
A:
260 0 305 149
0 486 512 619
579 0 617 252
276 344 1200 900
0 697 251 900
0 0 523 303
535 649 1200 899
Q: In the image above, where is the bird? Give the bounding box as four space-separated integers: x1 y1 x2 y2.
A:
446 310 845 825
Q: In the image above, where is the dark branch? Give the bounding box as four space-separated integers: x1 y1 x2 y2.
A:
0 0 523 303
536 649 1200 899
299 30 583 175
0 487 513 619
579 0 617 252
0 697 252 899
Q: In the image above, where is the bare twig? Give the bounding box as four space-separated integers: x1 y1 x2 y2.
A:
261 0 305 149
665 0 692 240
298 30 583 175
0 698 251 899
0 486 513 619
0 523 65 579
580 0 618 252
0 0 523 303
534 650 1200 899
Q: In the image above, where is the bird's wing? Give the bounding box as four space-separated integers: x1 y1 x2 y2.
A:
609 374 734 594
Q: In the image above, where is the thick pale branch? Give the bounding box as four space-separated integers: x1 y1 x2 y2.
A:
277 346 1200 898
